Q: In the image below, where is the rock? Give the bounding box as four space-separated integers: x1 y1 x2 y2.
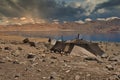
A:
65 70 70 73
48 38 51 43
106 65 114 71
111 62 118 66
42 77 47 79
17 47 22 50
49 76 54 80
112 72 120 79
101 54 108 58
23 38 29 43
75 75 80 80
84 57 98 62
63 60 70 62
1 41 5 44
118 75 120 79
4 47 11 50
41 54 46 58
31 63 38 67
0 47 2 51
42 59 46 62
29 58 36 63
50 39 56 45
19 61 27 65
23 38 36 47
13 60 20 64
39 49 45 52
108 56 118 62
37 43 47 50
113 53 120 56
6 57 13 62
0 60 5 63
25 68 29 71
108 75 119 80
50 61 54 64
29 41 36 47
14 74 20 79
50 72 61 80
11 50 20 57
44 50 51 54
11 41 19 45
64 63 68 67
27 53 36 59
50 56 57 59
37 69 41 72
86 74 91 77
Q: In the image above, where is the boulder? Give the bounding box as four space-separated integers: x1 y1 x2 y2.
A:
108 75 120 80
27 53 36 59
113 53 120 56
106 65 114 71
101 54 108 58
49 76 54 80
50 56 57 59
41 54 46 58
84 57 97 61
4 47 11 50
17 47 22 50
108 56 119 62
14 74 20 79
23 38 29 43
29 41 36 47
0 61 5 63
11 50 20 57
13 60 20 64
75 75 80 80
70 46 97 58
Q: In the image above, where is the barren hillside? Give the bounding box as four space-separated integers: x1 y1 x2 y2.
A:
0 19 120 34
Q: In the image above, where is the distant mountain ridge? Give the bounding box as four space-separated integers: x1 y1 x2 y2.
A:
0 18 120 34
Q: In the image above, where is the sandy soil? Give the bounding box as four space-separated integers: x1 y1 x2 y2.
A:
0 35 120 80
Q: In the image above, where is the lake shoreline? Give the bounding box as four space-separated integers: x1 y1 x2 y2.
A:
0 31 120 42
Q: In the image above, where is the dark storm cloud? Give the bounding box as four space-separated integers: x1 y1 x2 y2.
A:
17 0 84 20
90 0 120 20
5 0 23 11
0 0 120 21
95 0 120 11
0 0 59 18
0 0 84 21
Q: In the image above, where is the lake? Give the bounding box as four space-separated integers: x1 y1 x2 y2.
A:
1 31 120 42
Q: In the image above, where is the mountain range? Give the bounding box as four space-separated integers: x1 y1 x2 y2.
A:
0 17 120 34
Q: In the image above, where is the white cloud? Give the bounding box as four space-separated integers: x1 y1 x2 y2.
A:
97 18 106 21
75 20 85 24
97 8 108 14
85 18 92 22
81 0 108 16
97 17 120 21
65 0 108 16
106 17 120 21
67 2 81 8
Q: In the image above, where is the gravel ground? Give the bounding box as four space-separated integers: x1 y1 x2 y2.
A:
0 37 120 80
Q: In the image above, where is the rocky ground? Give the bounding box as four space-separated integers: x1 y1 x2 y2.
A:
0 36 120 80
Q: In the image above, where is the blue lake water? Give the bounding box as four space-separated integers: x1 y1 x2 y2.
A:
56 33 120 42
1 31 120 42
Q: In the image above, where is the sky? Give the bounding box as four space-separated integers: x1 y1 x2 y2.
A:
0 0 120 21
